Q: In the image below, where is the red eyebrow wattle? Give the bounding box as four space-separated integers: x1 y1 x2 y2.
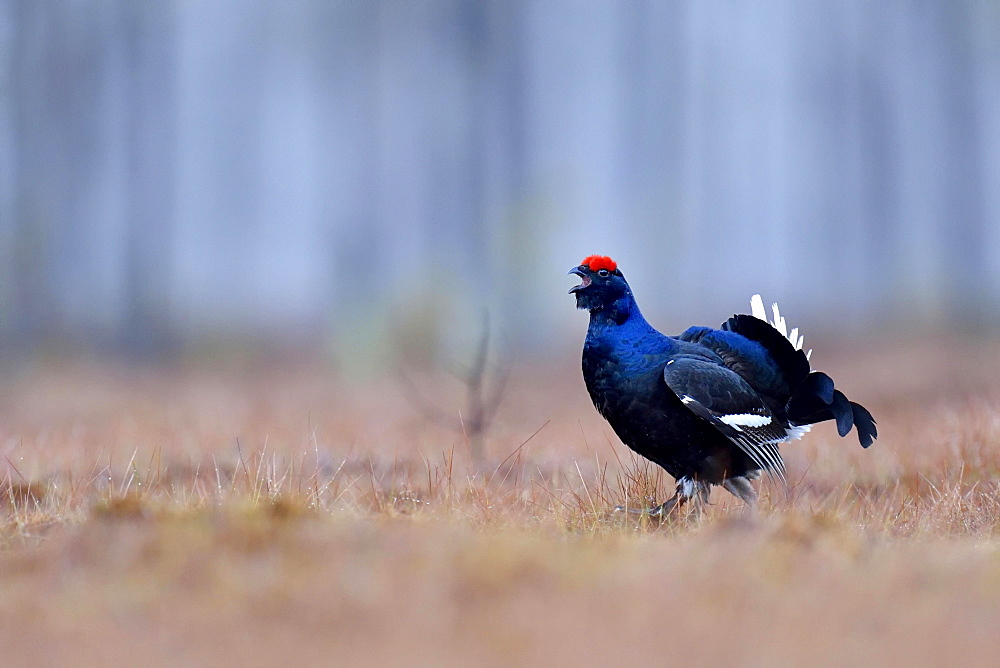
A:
581 255 617 272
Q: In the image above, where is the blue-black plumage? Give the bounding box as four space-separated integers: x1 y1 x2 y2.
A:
570 255 877 515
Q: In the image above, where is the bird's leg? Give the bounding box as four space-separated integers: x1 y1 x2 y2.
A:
613 492 680 517
614 478 707 519
722 476 758 507
612 495 679 518
650 479 711 518
646 494 682 518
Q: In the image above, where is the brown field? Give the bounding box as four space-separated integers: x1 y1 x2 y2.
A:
3 338 1000 666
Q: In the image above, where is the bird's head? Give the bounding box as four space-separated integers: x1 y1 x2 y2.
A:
568 255 631 313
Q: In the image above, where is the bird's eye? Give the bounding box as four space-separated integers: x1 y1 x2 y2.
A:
598 269 610 277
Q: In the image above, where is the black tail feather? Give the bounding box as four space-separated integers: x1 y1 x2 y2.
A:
787 371 876 448
725 310 877 449
785 371 834 423
851 401 877 448
830 390 853 437
721 314 810 390
800 370 834 404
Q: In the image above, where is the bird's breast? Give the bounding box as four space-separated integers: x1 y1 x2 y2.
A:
583 344 668 417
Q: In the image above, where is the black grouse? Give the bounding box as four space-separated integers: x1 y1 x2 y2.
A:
570 255 876 514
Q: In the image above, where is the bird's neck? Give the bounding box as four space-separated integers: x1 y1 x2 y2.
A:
588 291 651 333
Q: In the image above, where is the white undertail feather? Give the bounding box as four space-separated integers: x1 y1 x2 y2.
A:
786 424 812 441
750 294 812 360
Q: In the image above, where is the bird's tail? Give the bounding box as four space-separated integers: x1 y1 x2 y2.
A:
785 371 877 448
722 298 811 393
749 294 811 360
734 295 877 448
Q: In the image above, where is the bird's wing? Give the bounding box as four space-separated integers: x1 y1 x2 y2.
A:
662 356 789 483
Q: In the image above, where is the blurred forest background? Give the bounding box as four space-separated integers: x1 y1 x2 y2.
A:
2 0 1000 368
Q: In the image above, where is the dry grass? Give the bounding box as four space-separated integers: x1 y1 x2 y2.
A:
3 338 1000 665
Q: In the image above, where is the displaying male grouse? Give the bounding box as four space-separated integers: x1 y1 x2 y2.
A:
570 255 876 514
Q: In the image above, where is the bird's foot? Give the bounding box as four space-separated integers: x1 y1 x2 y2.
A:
613 497 679 520
648 497 679 518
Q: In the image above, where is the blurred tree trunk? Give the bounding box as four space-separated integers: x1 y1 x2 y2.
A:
121 2 177 356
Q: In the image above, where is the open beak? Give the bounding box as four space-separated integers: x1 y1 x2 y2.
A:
568 267 591 293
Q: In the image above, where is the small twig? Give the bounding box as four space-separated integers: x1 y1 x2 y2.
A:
398 312 507 464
